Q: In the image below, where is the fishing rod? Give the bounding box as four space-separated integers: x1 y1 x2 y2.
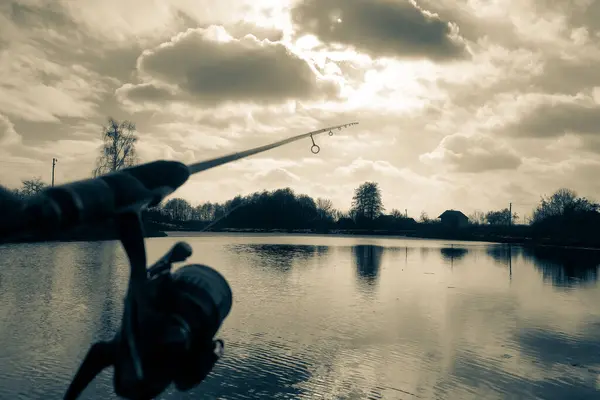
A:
0 121 358 399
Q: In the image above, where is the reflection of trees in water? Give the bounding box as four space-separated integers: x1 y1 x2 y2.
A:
440 247 468 265
517 327 600 367
372 246 413 266
509 326 600 398
486 245 512 265
432 342 600 399
0 240 125 395
419 246 434 263
60 241 122 337
96 242 121 337
227 244 329 273
522 247 600 287
352 245 383 290
0 243 57 312
0 242 58 359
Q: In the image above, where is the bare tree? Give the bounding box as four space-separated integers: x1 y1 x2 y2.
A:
163 198 193 221
333 209 347 222
419 211 430 223
93 117 139 177
468 210 486 225
485 208 518 225
391 209 404 219
532 188 597 223
19 177 47 197
316 198 334 221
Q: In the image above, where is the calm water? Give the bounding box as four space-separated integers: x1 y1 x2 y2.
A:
2 234 600 399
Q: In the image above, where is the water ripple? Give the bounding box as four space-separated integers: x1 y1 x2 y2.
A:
2 238 600 398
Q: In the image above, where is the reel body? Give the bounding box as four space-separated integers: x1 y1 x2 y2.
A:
64 212 232 400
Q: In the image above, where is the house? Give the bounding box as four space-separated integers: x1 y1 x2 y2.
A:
438 210 469 229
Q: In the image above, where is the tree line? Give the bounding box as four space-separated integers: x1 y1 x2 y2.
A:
145 182 419 231
9 117 600 246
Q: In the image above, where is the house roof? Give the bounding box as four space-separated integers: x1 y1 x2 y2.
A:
438 209 468 219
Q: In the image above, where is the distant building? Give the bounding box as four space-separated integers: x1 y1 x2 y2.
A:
438 210 469 229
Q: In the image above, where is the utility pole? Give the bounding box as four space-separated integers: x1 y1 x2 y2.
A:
405 208 407 218
52 158 58 187
509 202 512 226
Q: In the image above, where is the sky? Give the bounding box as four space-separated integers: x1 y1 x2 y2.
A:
1 0 599 220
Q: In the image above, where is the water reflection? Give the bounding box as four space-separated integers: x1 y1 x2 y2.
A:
440 246 469 265
185 339 313 399
227 244 329 273
2 236 600 399
486 245 512 265
352 245 383 290
486 245 513 280
420 246 432 261
523 247 600 287
0 241 128 399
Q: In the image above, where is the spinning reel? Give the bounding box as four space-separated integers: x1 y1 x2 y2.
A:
64 211 232 399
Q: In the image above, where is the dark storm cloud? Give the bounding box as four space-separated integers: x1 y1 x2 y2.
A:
117 26 339 107
290 0 469 61
505 102 600 138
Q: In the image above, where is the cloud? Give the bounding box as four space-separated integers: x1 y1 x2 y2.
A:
248 168 302 184
420 133 522 173
0 2 125 123
0 49 114 122
290 0 469 61
226 20 284 42
534 0 600 35
333 158 428 183
502 97 600 139
228 158 303 172
150 122 235 151
0 114 21 146
117 25 340 109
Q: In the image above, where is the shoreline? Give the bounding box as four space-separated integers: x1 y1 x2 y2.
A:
162 227 600 250
4 226 600 251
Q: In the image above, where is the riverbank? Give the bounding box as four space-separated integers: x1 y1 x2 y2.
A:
4 224 600 251
162 226 600 250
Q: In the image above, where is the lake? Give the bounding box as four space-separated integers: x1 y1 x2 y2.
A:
1 234 600 399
